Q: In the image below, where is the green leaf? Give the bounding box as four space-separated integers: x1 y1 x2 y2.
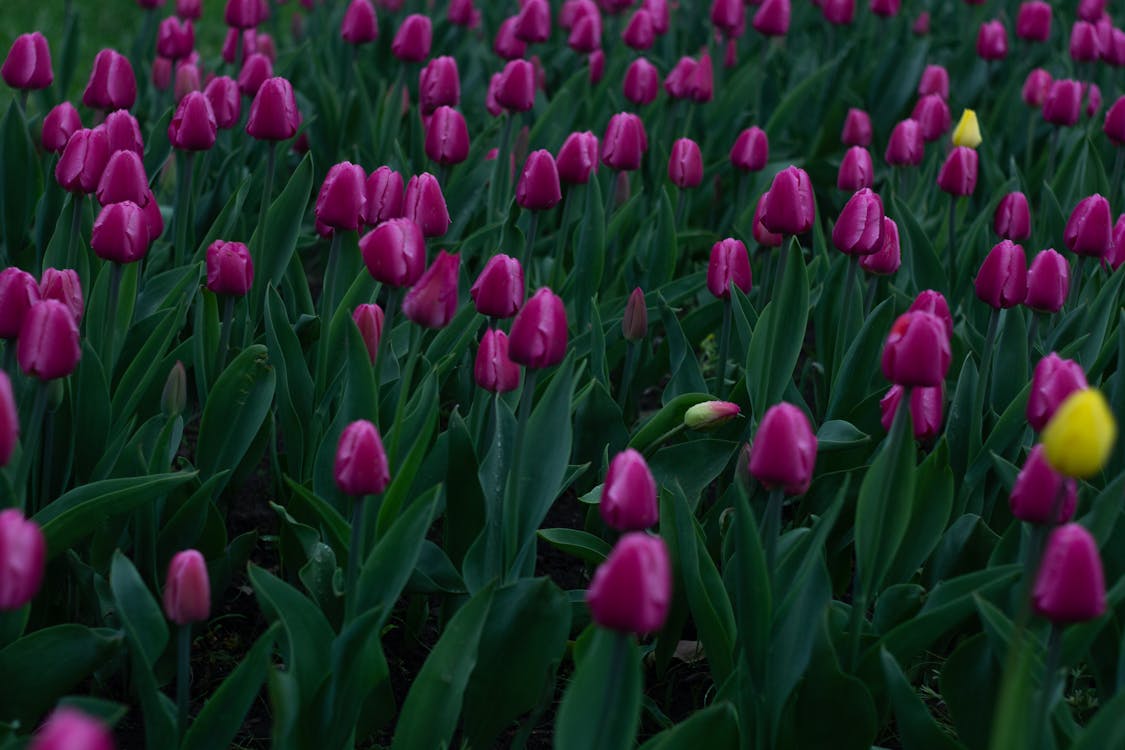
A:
942 633 999 750
250 152 313 317
794 618 878 750
658 296 709 404
628 393 711 454
880 648 966 750
266 287 314 479
354 486 439 621
109 551 168 667
556 629 642 750
318 608 392 748
885 439 955 585
732 485 771 692
637 702 739 750
816 419 870 450
825 298 895 421
649 439 738 509
746 239 809 415
0 101 39 255
537 528 611 565
1071 688 1125 750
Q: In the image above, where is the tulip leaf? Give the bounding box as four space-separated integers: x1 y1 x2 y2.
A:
1071 688 1125 750
0 101 39 258
628 392 712 454
108 551 168 668
880 648 966 750
793 617 877 750
555 628 643 750
637 701 739 750
941 633 1000 750
825 298 894 422
884 439 954 587
317 607 393 748
266 286 315 479
537 528 612 565
746 238 809 416
250 152 313 318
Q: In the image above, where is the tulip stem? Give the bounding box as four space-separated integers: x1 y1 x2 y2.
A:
947 197 957 296
176 623 192 739
66 195 82 274
1024 117 1037 183
716 298 732 399
503 367 539 581
552 188 575 292
1113 150 1124 207
762 488 784 573
371 287 401 425
488 115 514 221
616 341 638 410
321 230 343 325
675 189 687 230
257 145 277 248
104 263 123 372
834 258 859 381
217 295 235 376
173 152 195 269
1035 625 1063 750
16 383 48 513
976 308 1001 417
387 325 421 473
345 497 365 621
521 211 539 297
1027 313 1041 361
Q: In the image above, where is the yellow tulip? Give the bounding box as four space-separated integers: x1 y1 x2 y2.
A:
1042 389 1117 478
952 109 982 148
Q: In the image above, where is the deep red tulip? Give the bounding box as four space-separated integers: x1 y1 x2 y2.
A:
508 287 567 369
18 300 81 380
881 311 951 387
2 32 53 90
41 103 81 153
206 240 254 296
622 287 647 341
334 420 390 495
82 49 136 110
749 402 817 495
707 238 752 299
403 250 460 328
360 218 426 287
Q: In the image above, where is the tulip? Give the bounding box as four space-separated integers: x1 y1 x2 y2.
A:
837 146 873 191
364 166 404 225
424 106 470 166
495 59 536 112
0 268 40 340
517 150 563 210
684 400 741 430
994 192 1031 241
448 0 481 27
515 0 551 43
222 28 256 64
917 64 949 100
1106 27 1125 67
1085 83 1102 119
561 0 597 29
1028 354 1088 431
951 109 982 148
870 0 899 17
833 188 884 256
494 17 528 60
237 53 272 97
586 532 671 634
342 0 379 44
177 0 202 19
153 58 171 91
1043 79 1083 126
168 92 217 151
1108 215 1125 270
643 0 669 33
509 287 567 369
752 192 783 247
687 53 713 103
881 311 951 387
1010 445 1077 524
600 449 658 530
360 218 426 287
1023 68 1053 108
91 201 149 264
256 31 276 62
172 62 201 102
753 0 790 35
0 373 15 467
143 190 164 243
104 111 143 157
403 173 450 238
335 420 390 496
1078 0 1105 21
226 0 266 28
1033 524 1106 623
557 132 598 184
623 9 655 49
730 127 769 172
623 58 659 105
401 250 460 329
41 103 81 153
39 269 83 322
392 14 432 62
1070 21 1101 63
206 241 254 296
82 49 136 111
419 56 459 116
475 329 521 393
937 146 978 196
246 77 301 141
1016 1 1051 42
0 508 45 610
912 12 930 35
315 162 367 232
822 0 855 25
471 254 523 318
860 217 901 275
711 0 745 36
975 240 1028 309
885 118 923 166
840 108 873 147
879 384 943 441
346 305 382 365
204 76 241 129
601 113 647 172
977 20 1008 60
587 51 606 84
664 57 695 100
28 708 114 750
568 12 602 53
909 290 953 338
762 166 815 236
622 287 647 341
2 32 53 91
1041 389 1116 478
157 17 194 60
18 300 81 380
1064 194 1112 257
707 239 752 299
749 402 817 495
163 549 210 625
912 95 951 143
668 138 703 189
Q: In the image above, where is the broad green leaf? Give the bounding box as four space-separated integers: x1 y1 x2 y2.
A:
638 702 739 750
556 628 643 750
109 552 168 667
537 528 611 565
880 648 966 750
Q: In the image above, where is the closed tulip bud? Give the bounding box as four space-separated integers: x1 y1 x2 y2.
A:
762 165 815 236
622 287 647 341
39 269 83 322
152 56 172 91
860 216 901 275
1033 524 1106 623
361 218 426 287
623 58 659 105
1022 68 1053 108
419 56 459 116
664 57 696 100
142 191 164 243
334 420 390 496
82 49 136 111
601 112 647 172
238 53 272 97
1041 389 1116 478
994 192 1031 241
822 0 855 25
587 50 605 84
882 311 951 387
315 162 367 232
560 0 595 29
402 251 460 329
403 173 450 237
448 0 480 27
204 76 240 129
173 61 202 102
205 240 253 296
1010 445 1077 524
475 329 521 393
2 32 53 91
1078 0 1105 21
951 109 982 148
222 28 256 64
684 400 741 430
730 126 769 172
707 238 752 299
749 402 817 495
1016 1 1051 42
352 303 384 363
18 300 81 380
975 240 1028 309
516 150 563 210
168 92 217 151
643 0 669 33
424 106 470 166
509 287 567 369
493 17 528 60
246 76 301 142
1106 27 1125 67
341 0 379 44
912 11 930 35
177 0 202 19
1064 194 1112 257
0 509 45 610
556 131 599 185
879 384 943 441
157 17 194 60
600 449 658 530
495 60 535 112
1043 79 1083 126
29 708 114 750
833 188 884 256
753 0 790 36
687 53 713 103
870 0 900 17
225 0 266 29
514 0 551 43
1085 83 1102 119
41 103 81 154
753 193 783 247
1109 215 1125 270
1028 354 1088 431
1070 21 1101 62
977 20 1008 60
0 373 15 467
711 0 745 35
91 201 150 264
668 138 703 189
587 532 671 634
102 111 143 158
917 64 949 100
160 361 186 419
909 290 953 338
364 166 404 225
621 9 653 49
841 108 873 147
162 549 210 625
885 118 923 166
258 32 277 61
0 268 40 340
837 146 873 191
392 14 432 62
936 146 978 196
471 254 523 318
568 12 602 53
911 95 951 143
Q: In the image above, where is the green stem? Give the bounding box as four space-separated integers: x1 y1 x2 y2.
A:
521 211 539 298
616 341 638 409
641 423 686 459
1036 625 1063 750
503 367 539 581
593 632 630 740
176 623 192 738
947 196 958 296
346 497 366 620
17 384 48 513
257 145 277 253
976 308 1001 418
762 487 784 574
387 325 422 470
321 230 343 324
716 298 732 399
1027 312 1040 361
834 258 859 381
488 115 514 221
66 195 82 273
675 189 687 230
104 263 123 371
173 152 195 268
552 188 575 291
217 295 235 377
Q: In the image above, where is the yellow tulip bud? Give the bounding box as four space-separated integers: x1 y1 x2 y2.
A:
952 109 982 148
1041 389 1117 478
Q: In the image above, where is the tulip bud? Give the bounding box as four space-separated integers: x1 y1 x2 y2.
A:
392 14 432 62
204 76 241 130
912 11 930 35
18 299 81 380
402 251 460 329
42 103 81 154
142 191 164 243
39 268 83 321
837 146 873 190
0 508 45 610
157 17 194 59
879 384 943 441
599 449 658 530
2 32 53 91
975 240 1027 310
623 9 655 49
753 0 790 36
1106 27 1125 67
161 360 187 418
1024 249 1068 313
752 192 783 247
557 131 599 185
730 126 768 172
91 201 149 264
514 0 551 43
936 146 978 196
494 17 528 60
1010 445 1077 524
246 76 301 141
1086 83 1102 119
1016 1 1051 42
586 532 674 641
1070 21 1101 63
623 58 659 105
448 0 480 27
364 166 404 225
908 289 953 338
668 138 703 189
885 118 923 166
471 254 524 318
1043 79 1083 126
687 53 713 103
1109 215 1125 271
55 127 110 194
977 20 1008 60
177 0 202 19
419 56 459 116
361 218 426 287
860 216 901 275
516 150 563 210
663 57 695 100
762 166 815 236
993 192 1031 241
911 95 951 143
568 11 602 53
1023 68 1053 108
707 238 752 299
832 188 884 256
335 419 390 496
0 268 41 339
601 112 647 172
162 549 210 625
1064 194 1112 257
822 0 855 25
82 49 136 111
172 61 201 102
1032 523 1106 623
509 287 567 369
749 402 817 495
316 162 367 232
205 240 254 296
684 400 741 430
168 91 217 152
882 311 951 387
495 59 536 112
917 64 949 100
1078 0 1105 21
103 111 143 158
350 304 384 364
1027 354 1088 432
424 106 470 166
473 328 520 393
29 708 114 750
0 372 16 467
1040 389 1116 478
561 0 596 29
235 53 270 97
222 28 256 64
621 287 647 341
342 0 379 44
840 107 873 147
403 173 450 238
587 50 605 84
225 0 267 29
711 0 745 36
951 109 982 148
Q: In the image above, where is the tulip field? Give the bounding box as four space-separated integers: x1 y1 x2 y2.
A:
3 0 1125 747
